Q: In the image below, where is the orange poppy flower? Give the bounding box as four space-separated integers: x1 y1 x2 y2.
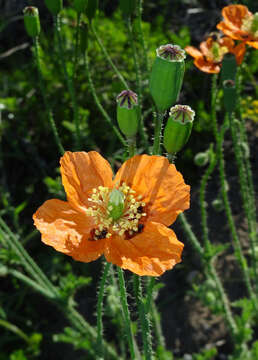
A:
33 152 190 276
217 5 258 49
185 35 246 73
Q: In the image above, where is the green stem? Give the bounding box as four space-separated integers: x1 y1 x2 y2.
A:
199 145 217 254
150 301 165 348
136 0 150 73
54 15 81 149
33 37 64 155
127 137 136 157
152 112 165 155
96 261 111 359
178 213 204 256
229 113 258 291
0 219 58 297
133 275 153 360
210 76 255 305
8 268 55 299
0 319 30 343
90 22 129 90
73 12 81 79
117 267 136 359
125 17 148 149
145 277 155 314
84 52 127 147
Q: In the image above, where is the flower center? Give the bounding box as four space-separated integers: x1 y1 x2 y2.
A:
209 42 228 63
241 13 258 38
85 183 146 240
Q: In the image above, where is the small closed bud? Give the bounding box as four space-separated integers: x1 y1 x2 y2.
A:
116 90 139 137
80 22 89 53
163 105 195 154
119 0 137 16
194 152 209 167
150 44 185 112
73 0 88 13
23 7 40 38
45 0 63 15
86 0 98 22
223 79 236 113
212 198 224 212
108 189 125 221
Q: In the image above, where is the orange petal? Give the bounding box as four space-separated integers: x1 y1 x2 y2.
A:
114 155 190 226
185 46 203 59
220 36 235 51
194 57 220 74
200 38 212 57
33 199 105 262
217 22 247 41
60 151 113 212
221 5 250 29
104 221 184 276
232 42 246 65
246 41 258 49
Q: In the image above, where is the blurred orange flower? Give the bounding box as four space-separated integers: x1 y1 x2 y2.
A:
33 152 190 276
185 35 246 73
217 5 258 49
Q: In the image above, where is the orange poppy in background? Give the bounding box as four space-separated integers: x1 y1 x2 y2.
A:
33 152 190 276
185 35 246 73
217 5 258 49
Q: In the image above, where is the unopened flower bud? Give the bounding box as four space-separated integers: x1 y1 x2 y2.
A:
212 198 224 212
23 7 40 38
116 90 139 137
73 0 88 13
150 44 185 112
163 105 195 154
108 189 125 221
194 152 209 167
119 0 136 16
45 0 63 15
86 0 98 22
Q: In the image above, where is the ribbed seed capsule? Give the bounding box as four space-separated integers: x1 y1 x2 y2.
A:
221 53 237 83
45 0 63 15
116 90 139 137
150 44 185 112
23 7 41 38
74 0 88 13
164 105 195 154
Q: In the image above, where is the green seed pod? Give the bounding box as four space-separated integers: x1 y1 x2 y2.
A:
221 53 237 83
23 7 41 38
74 0 88 13
80 22 89 53
223 80 236 114
86 0 99 22
116 90 139 137
163 105 195 154
108 189 125 221
194 152 209 167
150 44 185 112
45 0 63 15
119 0 137 16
